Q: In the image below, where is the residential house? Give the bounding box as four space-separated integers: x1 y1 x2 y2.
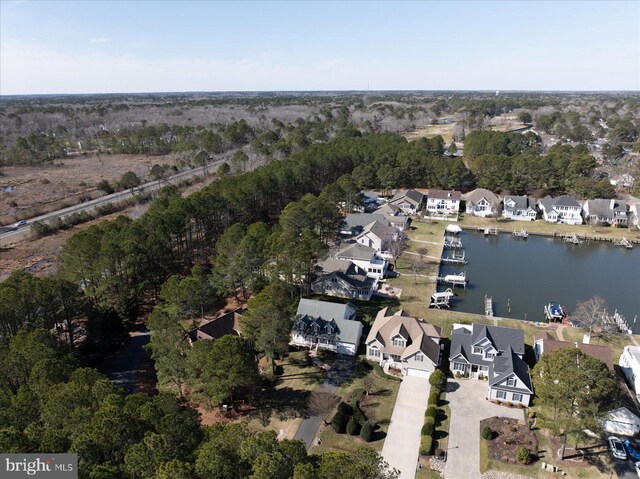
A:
601 407 640 437
533 332 613 370
335 242 388 280
355 220 395 253
388 189 425 214
537 195 583 225
630 204 640 230
312 258 377 301
186 307 245 345
340 212 407 236
610 174 636 190
582 199 629 227
373 204 411 230
361 190 385 211
449 323 533 406
465 188 501 217
502 195 537 221
291 299 362 356
620 346 640 400
365 307 442 378
425 189 461 218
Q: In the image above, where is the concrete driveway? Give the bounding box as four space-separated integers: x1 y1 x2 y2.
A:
381 376 431 479
444 379 524 479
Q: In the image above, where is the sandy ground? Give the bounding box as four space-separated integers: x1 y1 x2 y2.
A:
0 153 182 225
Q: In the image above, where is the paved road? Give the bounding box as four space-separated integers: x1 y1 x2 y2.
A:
0 159 225 242
444 379 524 479
615 460 637 479
293 356 357 449
106 331 152 393
381 376 431 479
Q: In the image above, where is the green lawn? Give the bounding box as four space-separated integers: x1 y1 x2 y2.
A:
245 351 326 439
309 360 401 454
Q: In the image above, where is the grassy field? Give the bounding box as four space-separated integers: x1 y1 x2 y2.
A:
309 360 401 454
244 351 326 439
402 124 456 144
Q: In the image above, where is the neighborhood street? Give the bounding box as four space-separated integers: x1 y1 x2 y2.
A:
381 376 431 479
444 380 524 479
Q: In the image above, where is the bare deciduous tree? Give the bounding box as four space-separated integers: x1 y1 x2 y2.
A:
385 231 408 268
571 296 617 338
307 391 339 424
362 376 374 396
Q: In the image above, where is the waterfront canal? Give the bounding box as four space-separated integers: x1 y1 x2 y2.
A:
438 231 640 329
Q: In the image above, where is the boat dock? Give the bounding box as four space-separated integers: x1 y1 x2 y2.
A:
441 251 467 265
604 310 633 334
443 237 463 249
512 229 529 239
437 271 468 288
562 234 580 244
615 237 634 249
429 288 455 309
484 227 499 236
484 295 494 316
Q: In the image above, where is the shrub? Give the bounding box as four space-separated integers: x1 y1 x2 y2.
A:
517 446 532 465
422 417 435 436
455 371 462 379
429 369 446 391
480 425 494 440
337 402 352 416
352 403 367 426
360 421 374 442
428 390 440 406
331 411 348 433
420 435 433 456
350 388 365 407
424 404 438 419
347 416 359 435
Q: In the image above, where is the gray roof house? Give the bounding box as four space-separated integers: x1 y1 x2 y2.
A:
336 242 388 280
465 188 501 217
186 307 245 345
537 195 583 225
291 299 362 356
311 258 378 301
449 323 533 406
502 195 537 221
365 307 442 378
389 189 425 214
582 199 629 226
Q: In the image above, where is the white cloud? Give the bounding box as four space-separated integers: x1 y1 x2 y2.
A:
89 38 111 44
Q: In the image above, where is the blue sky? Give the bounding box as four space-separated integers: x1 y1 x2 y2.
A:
1 0 639 94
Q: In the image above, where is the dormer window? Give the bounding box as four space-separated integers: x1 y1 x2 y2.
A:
415 353 424 362
327 326 334 334
473 346 483 355
506 378 516 387
392 337 405 347
485 352 495 360
313 323 319 332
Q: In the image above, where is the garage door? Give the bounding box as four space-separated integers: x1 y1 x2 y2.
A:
405 368 430 379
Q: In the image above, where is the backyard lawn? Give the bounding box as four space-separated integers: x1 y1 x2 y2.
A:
309 360 401 454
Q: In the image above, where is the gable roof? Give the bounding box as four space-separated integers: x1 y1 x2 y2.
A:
341 213 391 232
488 346 533 393
187 307 244 343
465 188 500 208
428 189 462 201
314 258 376 289
366 307 442 364
553 195 581 208
360 220 395 240
449 323 525 365
296 298 356 321
503 195 535 211
374 203 403 216
336 242 378 262
534 333 614 370
389 189 424 206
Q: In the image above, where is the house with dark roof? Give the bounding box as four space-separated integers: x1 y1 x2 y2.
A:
373 204 411 230
291 299 362 356
503 195 537 221
465 188 501 217
336 242 388 280
388 189 425 214
186 307 245 345
533 332 613 370
365 307 442 378
537 195 583 225
582 199 629 226
312 258 377 301
425 189 461 218
449 323 533 406
355 220 395 253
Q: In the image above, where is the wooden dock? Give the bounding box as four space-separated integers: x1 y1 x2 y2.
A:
436 272 468 288
615 237 634 249
484 295 494 316
512 229 529 239
443 238 463 249
484 227 499 236
441 251 467 265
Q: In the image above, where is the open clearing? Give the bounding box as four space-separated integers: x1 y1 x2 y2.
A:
0 153 182 225
402 124 456 144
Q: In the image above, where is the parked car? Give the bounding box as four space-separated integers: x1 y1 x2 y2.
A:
14 220 27 228
625 440 640 461
608 436 627 460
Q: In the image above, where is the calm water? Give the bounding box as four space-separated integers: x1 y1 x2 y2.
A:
438 232 640 330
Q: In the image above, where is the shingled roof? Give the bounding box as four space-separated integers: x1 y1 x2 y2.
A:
187 307 244 343
534 333 614 370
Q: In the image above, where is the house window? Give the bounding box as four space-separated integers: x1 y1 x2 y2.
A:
327 326 333 334
368 347 380 357
496 390 507 400
473 346 483 354
485 352 495 360
506 378 516 387
512 393 523 403
453 362 466 371
331 278 337 283
415 353 424 362
392 338 405 347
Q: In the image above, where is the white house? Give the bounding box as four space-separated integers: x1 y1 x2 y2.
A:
601 407 640 437
620 346 640 401
465 188 501 217
610 174 636 190
336 242 388 280
449 323 533 406
291 299 362 356
388 189 424 214
365 307 442 378
425 189 461 218
502 195 537 221
537 195 583 225
582 199 629 227
631 204 640 230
